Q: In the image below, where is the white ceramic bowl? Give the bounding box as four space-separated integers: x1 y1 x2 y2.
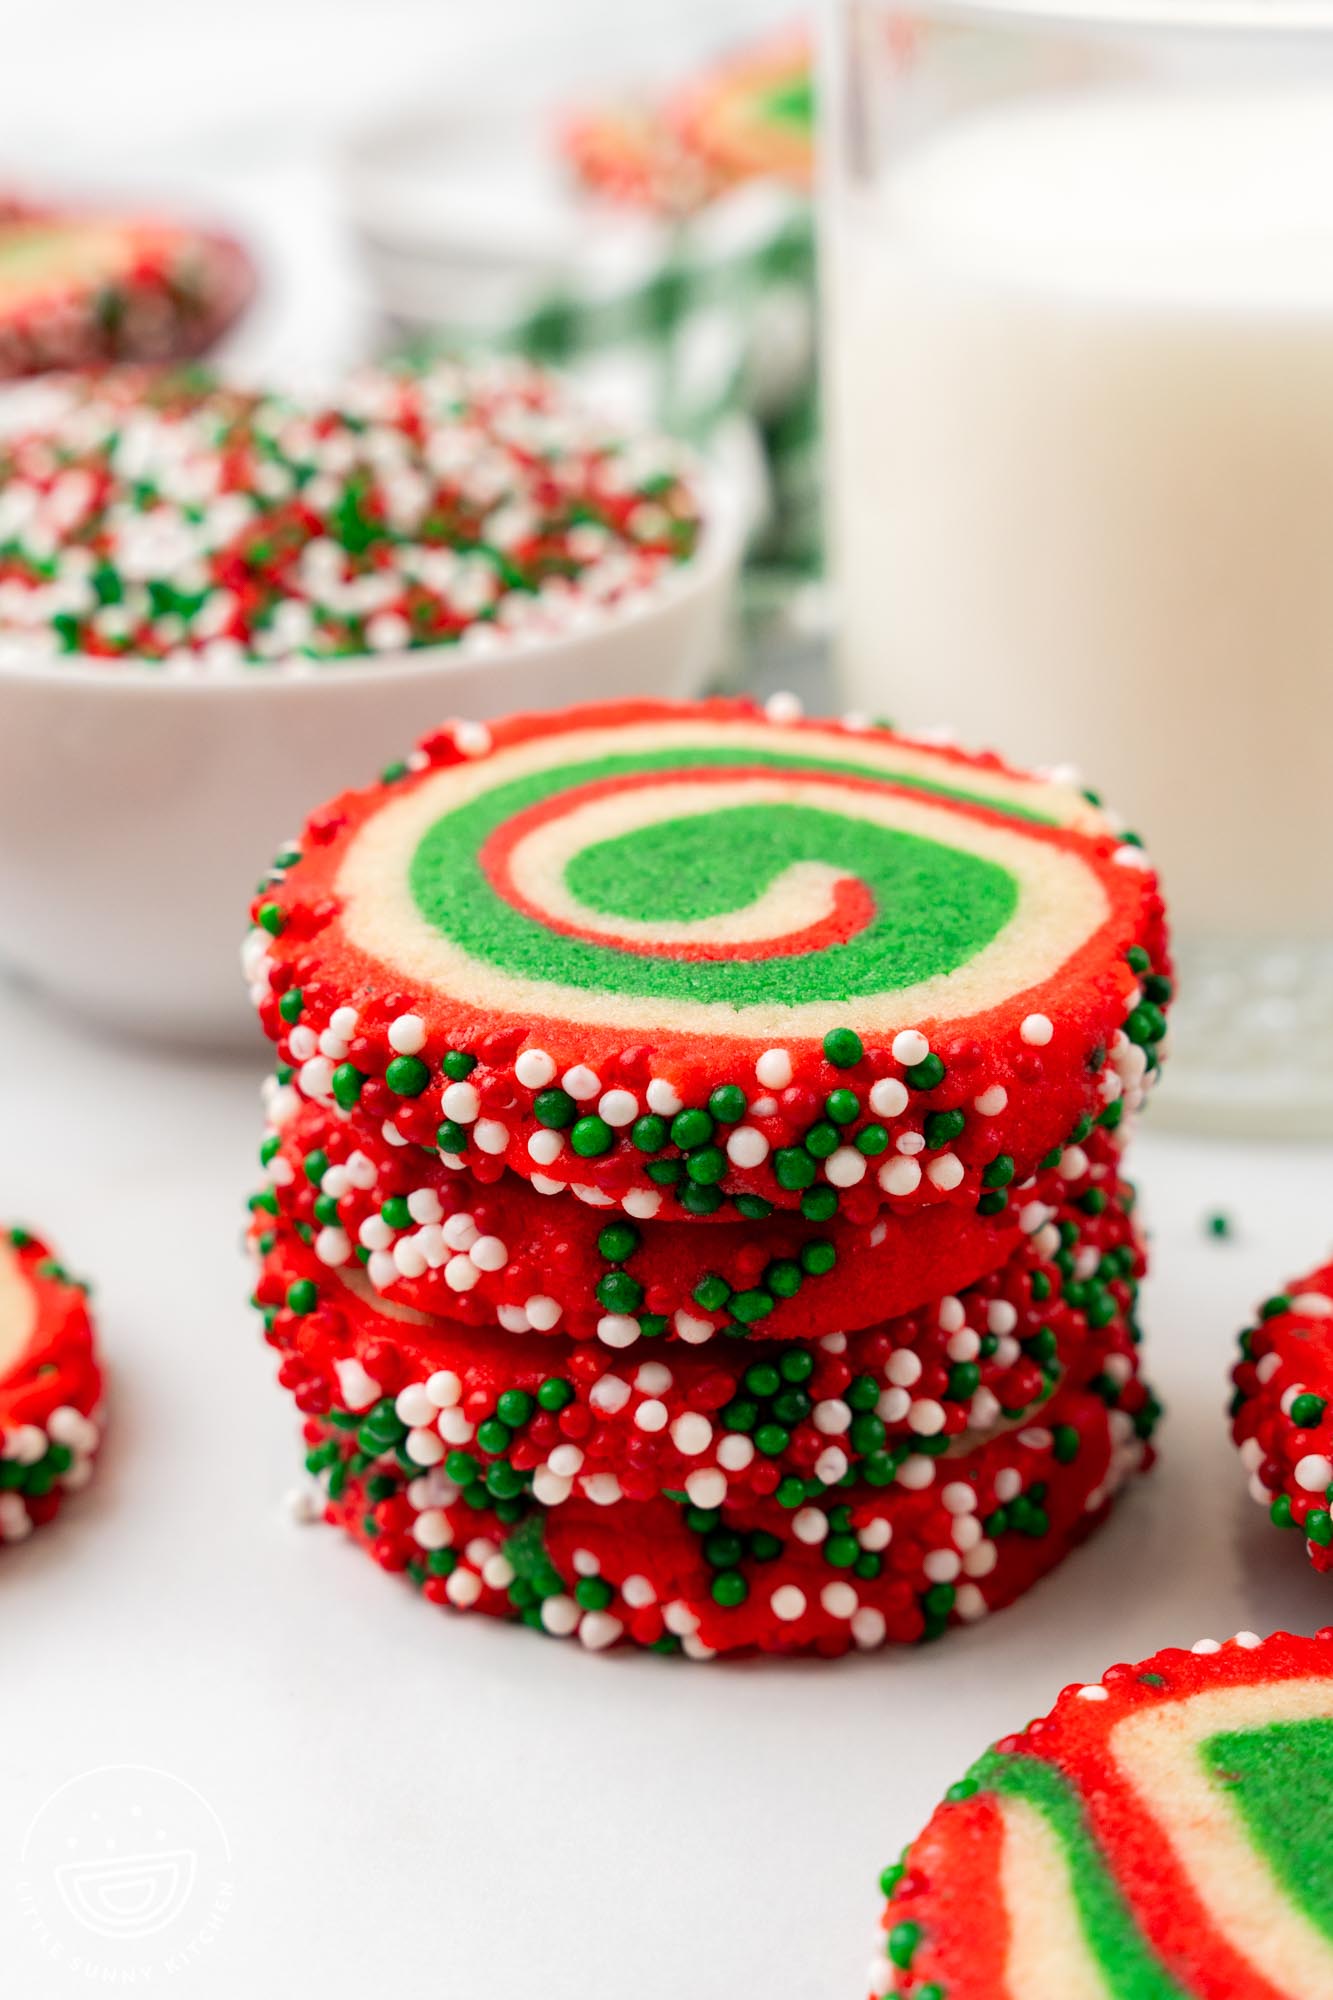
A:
0 480 742 1048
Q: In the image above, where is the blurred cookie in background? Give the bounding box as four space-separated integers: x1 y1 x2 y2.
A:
0 195 254 378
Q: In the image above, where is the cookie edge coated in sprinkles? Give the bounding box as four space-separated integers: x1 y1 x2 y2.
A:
245 695 1171 1220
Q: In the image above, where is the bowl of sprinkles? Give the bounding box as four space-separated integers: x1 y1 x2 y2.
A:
0 354 737 1045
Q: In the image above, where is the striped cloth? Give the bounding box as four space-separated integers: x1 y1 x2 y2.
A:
389 180 820 581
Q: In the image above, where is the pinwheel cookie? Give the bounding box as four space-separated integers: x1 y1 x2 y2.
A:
246 697 1169 1225
0 1226 102 1546
254 1089 1128 1347
0 199 251 376
256 1167 1145 1511
315 1342 1154 1659
871 1629 1333 1998
1233 1258 1333 1570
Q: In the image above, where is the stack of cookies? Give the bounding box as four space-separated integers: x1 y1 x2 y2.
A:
245 696 1170 1658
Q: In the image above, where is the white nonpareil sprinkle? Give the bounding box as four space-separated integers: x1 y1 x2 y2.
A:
645 1077 683 1116
334 1358 380 1411
869 1076 908 1119
878 1157 922 1197
824 1146 866 1187
387 1012 426 1055
755 1048 793 1090
670 1412 712 1456
516 1048 555 1090
598 1088 638 1128
726 1125 769 1169
441 1080 479 1124
764 690 803 723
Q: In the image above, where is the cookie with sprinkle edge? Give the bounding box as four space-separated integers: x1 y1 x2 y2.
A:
255 1165 1145 1509
254 1086 1129 1347
246 696 1169 1223
871 1628 1333 1998
295 1317 1156 1658
0 1226 102 1547
1233 1257 1333 1569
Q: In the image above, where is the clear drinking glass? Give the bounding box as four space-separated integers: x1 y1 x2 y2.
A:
824 1 1333 1135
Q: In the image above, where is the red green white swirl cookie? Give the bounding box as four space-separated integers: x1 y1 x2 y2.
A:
0 1226 102 1547
247 697 1169 1222
255 1089 1128 1346
1232 1259 1333 1571
670 29 816 194
872 1628 1333 1999
255 1171 1145 1508
310 1352 1154 1658
0 202 253 378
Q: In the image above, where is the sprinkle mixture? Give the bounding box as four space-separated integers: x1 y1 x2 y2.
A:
1232 1257 1333 1569
0 357 701 668
871 1629 1333 1998
0 1225 103 1547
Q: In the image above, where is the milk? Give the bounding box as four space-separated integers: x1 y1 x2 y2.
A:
830 85 1333 947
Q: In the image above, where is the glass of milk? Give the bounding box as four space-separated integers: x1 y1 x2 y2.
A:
825 1 1333 1135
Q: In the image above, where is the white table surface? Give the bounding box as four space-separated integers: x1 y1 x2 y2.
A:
1 976 1332 1998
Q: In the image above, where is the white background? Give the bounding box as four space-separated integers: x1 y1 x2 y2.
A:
3 3 1333 1993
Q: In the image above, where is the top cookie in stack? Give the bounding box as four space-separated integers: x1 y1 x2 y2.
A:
246 696 1170 1656
248 697 1166 1222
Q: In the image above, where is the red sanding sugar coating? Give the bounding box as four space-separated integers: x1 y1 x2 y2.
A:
0 359 700 668
1232 1257 1333 1573
246 697 1170 1223
871 1629 1333 1999
315 1353 1154 1659
0 199 253 379
254 1173 1145 1507
0 1226 103 1546
256 1087 1130 1346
